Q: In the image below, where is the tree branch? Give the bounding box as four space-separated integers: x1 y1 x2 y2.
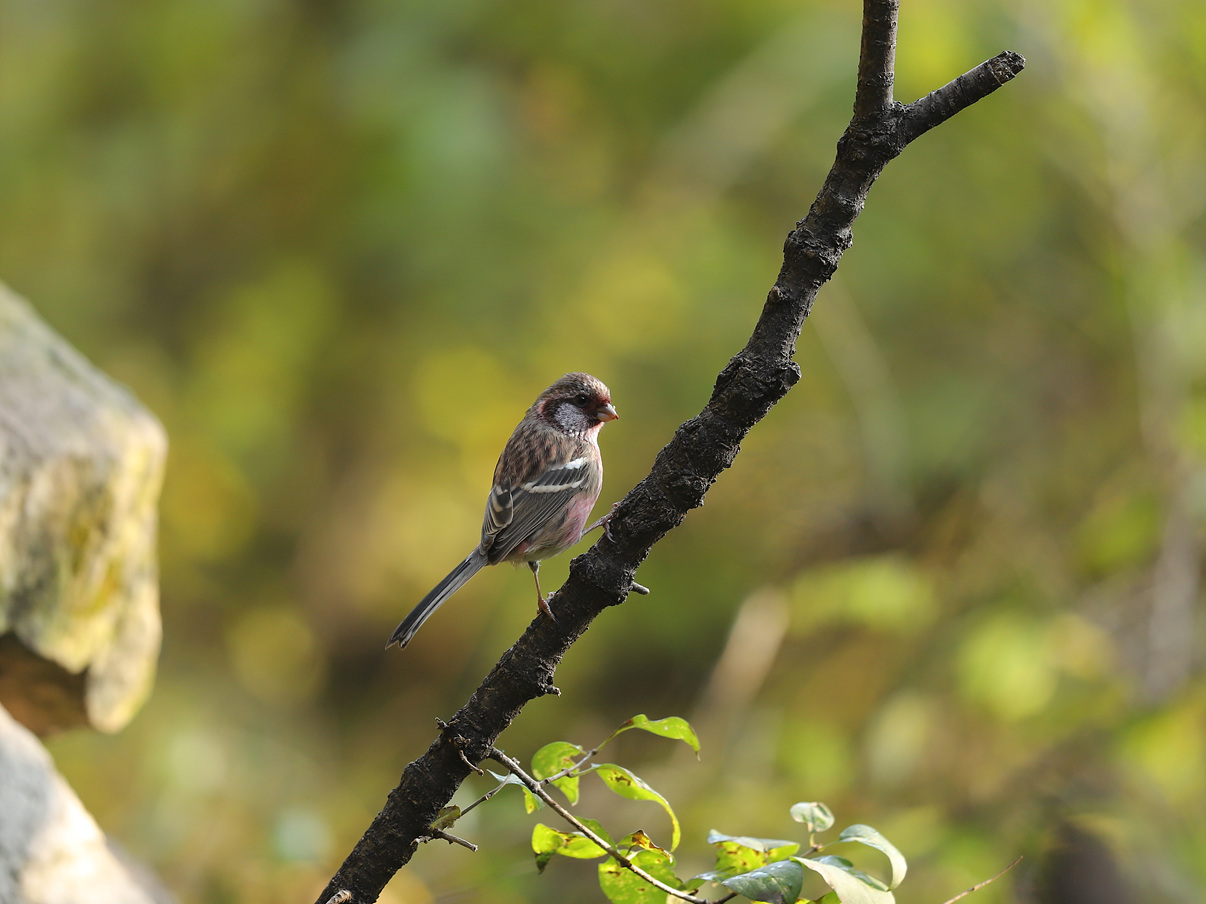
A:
490 749 718 904
900 51 1027 144
854 0 898 118
313 2 1024 901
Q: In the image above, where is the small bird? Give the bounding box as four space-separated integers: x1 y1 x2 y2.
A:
387 372 618 649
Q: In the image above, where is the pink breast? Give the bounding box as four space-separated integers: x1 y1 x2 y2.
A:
518 485 601 563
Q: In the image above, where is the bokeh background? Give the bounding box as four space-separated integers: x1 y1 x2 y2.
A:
3 0 1205 902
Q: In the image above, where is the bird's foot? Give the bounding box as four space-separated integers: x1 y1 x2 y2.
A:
585 501 621 542
630 580 650 596
538 592 557 621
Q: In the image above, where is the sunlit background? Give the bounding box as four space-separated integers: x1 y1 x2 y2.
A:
3 0 1205 901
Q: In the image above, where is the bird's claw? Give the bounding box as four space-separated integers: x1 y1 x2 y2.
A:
586 501 622 542
538 592 557 621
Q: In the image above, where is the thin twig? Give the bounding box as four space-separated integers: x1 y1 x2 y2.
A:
430 830 479 852
459 776 514 818
462 736 600 818
458 747 484 776
538 747 600 786
489 748 718 904
938 856 1022 904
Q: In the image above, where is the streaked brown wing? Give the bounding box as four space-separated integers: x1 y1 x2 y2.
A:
481 453 596 563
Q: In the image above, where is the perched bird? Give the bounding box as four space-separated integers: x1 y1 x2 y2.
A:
387 372 618 649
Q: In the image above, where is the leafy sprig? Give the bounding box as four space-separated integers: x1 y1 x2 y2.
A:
436 715 1014 904
489 716 908 904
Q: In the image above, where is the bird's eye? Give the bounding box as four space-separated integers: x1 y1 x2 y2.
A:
574 392 590 406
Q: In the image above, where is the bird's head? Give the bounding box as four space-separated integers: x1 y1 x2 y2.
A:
537 372 618 435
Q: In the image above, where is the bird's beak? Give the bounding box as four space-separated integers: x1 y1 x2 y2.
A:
597 403 619 422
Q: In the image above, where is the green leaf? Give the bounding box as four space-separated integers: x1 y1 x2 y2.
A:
583 818 616 849
429 805 461 831
598 848 686 904
531 741 585 805
815 857 888 892
790 802 835 834
531 740 585 776
608 715 701 757
695 855 762 882
798 856 895 904
695 833 801 882
619 830 665 854
485 768 536 810
706 831 800 854
721 859 805 904
531 823 610 873
835 825 907 889
562 835 611 860
594 763 681 850
485 769 522 784
521 786 544 813
532 823 564 873
488 766 546 813
817 856 853 868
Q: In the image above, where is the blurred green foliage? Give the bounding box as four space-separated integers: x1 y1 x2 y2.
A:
2 0 1204 902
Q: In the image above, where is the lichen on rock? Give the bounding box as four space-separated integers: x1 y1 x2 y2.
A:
0 283 167 735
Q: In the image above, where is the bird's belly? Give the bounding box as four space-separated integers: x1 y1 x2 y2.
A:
515 491 599 563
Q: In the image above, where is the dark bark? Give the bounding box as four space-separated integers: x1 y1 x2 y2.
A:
315 4 1024 902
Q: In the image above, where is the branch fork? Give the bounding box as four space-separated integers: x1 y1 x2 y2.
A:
314 3 1023 901
489 749 732 904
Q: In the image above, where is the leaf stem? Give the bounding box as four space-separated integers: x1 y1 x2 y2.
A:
459 775 515 817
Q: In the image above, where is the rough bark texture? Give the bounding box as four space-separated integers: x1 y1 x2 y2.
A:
0 282 167 735
316 4 1025 902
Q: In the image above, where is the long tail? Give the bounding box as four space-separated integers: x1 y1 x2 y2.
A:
386 550 487 649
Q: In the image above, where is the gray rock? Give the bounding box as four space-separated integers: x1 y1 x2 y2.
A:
0 284 167 734
0 701 176 904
